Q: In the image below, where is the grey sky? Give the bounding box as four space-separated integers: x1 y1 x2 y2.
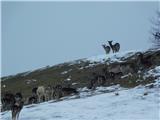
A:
2 1 158 76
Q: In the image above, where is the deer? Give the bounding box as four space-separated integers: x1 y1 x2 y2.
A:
153 32 160 40
137 52 152 69
45 85 53 101
102 44 111 54
1 92 15 111
53 84 78 99
89 72 106 90
37 86 46 103
54 85 63 99
11 92 24 120
108 40 120 53
2 92 24 120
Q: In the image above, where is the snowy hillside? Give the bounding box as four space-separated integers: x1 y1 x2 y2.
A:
1 49 147 80
1 65 160 120
1 84 160 120
1 49 160 120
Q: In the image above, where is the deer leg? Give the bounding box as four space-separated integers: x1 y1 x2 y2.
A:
38 95 41 103
52 92 55 99
43 95 45 102
56 92 60 100
16 112 19 120
12 110 17 120
12 116 16 120
45 94 47 101
17 111 21 120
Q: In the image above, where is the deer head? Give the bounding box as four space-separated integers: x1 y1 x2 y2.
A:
102 44 105 46
108 40 113 45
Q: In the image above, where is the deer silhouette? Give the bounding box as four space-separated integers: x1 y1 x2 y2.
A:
108 40 120 53
153 32 160 40
102 44 110 54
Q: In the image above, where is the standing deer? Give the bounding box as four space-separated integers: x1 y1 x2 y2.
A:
11 92 24 120
108 40 120 53
102 44 110 54
2 92 24 120
54 85 63 99
1 92 15 111
137 52 152 69
45 85 53 101
37 86 45 103
89 72 106 90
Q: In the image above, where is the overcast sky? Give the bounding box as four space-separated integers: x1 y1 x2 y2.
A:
2 1 158 76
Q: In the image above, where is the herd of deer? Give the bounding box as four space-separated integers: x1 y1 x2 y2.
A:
2 40 154 120
102 40 120 54
88 51 153 90
28 85 78 104
1 84 79 120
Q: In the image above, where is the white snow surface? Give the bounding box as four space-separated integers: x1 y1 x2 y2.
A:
147 66 160 78
84 50 140 63
77 50 141 70
1 85 160 120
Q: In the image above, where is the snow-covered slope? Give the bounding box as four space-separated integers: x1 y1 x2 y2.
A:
0 49 145 79
1 49 160 120
1 85 159 120
1 48 158 80
84 50 139 63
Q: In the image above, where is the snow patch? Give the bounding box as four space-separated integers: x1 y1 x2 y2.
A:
2 85 159 120
84 50 141 66
61 69 72 75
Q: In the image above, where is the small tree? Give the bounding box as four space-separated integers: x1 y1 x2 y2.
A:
150 11 160 49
